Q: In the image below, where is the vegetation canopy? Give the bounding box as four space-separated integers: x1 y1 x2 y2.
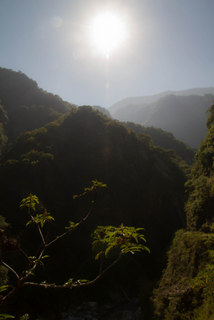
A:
0 181 149 318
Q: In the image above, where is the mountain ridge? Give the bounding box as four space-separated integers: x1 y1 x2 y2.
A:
109 90 214 148
109 87 214 113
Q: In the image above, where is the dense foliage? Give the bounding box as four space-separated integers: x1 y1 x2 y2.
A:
0 216 8 287
0 67 193 318
0 108 186 316
186 104 214 230
153 104 214 319
125 122 195 164
0 67 74 151
0 106 186 259
0 191 149 319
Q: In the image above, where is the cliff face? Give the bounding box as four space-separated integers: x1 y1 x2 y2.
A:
153 105 214 320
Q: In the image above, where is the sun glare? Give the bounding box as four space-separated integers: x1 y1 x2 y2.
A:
89 11 128 59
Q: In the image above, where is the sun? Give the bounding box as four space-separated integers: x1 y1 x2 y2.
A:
89 11 128 59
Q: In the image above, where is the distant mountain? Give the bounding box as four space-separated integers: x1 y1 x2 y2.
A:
110 87 214 114
92 105 111 118
109 89 214 148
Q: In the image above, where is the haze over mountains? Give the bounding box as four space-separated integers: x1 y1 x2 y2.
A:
109 88 214 148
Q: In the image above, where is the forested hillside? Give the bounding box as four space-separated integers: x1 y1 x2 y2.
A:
0 69 188 318
153 104 214 319
124 122 195 164
0 107 186 282
110 92 214 148
0 67 74 156
2 67 213 319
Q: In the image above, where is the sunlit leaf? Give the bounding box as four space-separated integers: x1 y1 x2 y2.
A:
91 224 149 260
0 315 15 320
0 285 9 293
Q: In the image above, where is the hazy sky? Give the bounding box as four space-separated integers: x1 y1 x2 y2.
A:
0 0 214 107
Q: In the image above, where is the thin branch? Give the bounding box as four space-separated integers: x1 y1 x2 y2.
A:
77 253 122 287
37 225 46 247
78 199 95 224
30 214 46 247
46 200 95 248
23 282 65 289
24 254 123 290
18 247 30 262
1 190 101 306
45 230 69 248
0 260 20 280
0 248 47 306
21 248 46 281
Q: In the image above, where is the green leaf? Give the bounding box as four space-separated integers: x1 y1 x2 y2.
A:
20 194 39 212
30 213 54 228
105 245 114 257
28 256 36 260
73 180 107 199
0 315 15 320
0 285 9 293
95 251 103 260
77 279 89 283
26 220 32 227
92 224 149 260
91 180 107 188
42 255 49 260
65 221 79 231
64 278 74 288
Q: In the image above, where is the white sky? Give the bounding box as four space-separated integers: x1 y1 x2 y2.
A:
0 0 214 107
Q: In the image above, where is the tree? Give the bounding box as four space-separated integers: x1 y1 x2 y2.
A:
0 181 149 317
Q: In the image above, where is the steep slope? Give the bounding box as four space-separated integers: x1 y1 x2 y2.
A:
92 105 111 118
0 67 74 155
153 104 214 319
110 92 214 148
0 68 191 316
0 107 186 310
125 122 195 164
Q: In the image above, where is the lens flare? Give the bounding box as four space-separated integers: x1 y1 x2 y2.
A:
90 11 128 59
